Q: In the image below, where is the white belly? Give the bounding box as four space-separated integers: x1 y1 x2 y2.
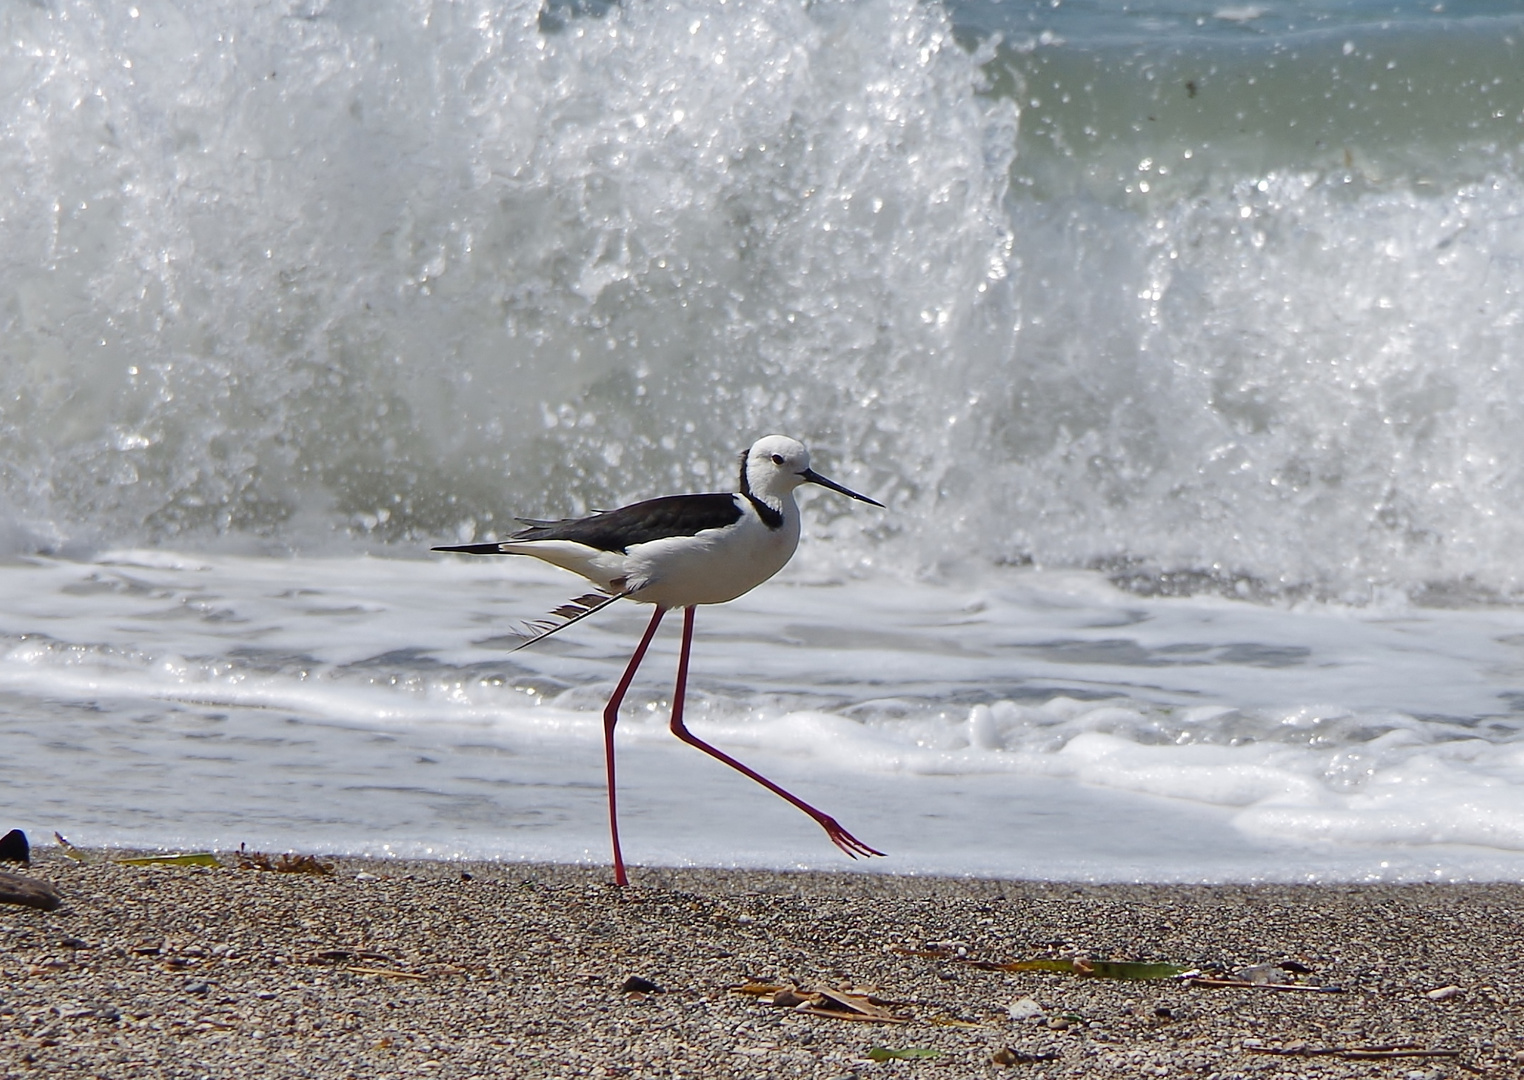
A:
624 515 801 608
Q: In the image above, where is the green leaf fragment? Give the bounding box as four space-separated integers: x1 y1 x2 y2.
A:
1001 959 1190 980
1083 961 1190 980
114 852 222 867
999 959 1076 975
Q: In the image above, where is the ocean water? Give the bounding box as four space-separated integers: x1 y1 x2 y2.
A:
3 0 1524 881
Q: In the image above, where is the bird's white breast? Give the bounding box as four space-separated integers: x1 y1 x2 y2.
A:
624 500 800 608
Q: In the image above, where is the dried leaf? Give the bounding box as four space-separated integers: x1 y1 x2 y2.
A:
54 832 87 861
235 845 334 874
114 852 221 867
798 989 907 1023
729 982 788 996
736 982 910 1023
867 1047 940 1061
813 987 904 1017
274 853 333 874
799 1007 909 1024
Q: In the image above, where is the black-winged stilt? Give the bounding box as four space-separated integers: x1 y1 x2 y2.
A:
435 435 885 885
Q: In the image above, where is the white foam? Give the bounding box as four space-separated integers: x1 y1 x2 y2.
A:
3 552 1523 880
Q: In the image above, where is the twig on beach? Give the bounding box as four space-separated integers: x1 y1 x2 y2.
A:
343 965 429 980
309 949 395 965
889 946 1191 982
994 958 1192 980
1246 1042 1462 1061
892 944 1347 994
1187 976 1343 993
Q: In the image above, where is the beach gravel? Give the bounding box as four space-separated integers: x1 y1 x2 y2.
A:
1 852 1520 1077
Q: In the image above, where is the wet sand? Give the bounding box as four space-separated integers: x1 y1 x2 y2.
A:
2 851 1520 1077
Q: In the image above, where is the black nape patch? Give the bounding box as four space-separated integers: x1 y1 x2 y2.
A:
738 447 784 528
745 493 785 529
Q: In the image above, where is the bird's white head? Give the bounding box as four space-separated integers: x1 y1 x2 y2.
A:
741 435 884 507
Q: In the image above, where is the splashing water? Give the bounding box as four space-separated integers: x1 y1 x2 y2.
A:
5 0 1524 878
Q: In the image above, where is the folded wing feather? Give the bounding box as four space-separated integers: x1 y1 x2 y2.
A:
514 590 628 651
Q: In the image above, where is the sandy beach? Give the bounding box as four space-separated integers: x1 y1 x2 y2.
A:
1 850 1519 1078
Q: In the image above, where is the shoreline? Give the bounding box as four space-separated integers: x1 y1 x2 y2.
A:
2 851 1520 1077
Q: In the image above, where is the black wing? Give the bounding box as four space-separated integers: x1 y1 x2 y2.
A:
503 492 743 553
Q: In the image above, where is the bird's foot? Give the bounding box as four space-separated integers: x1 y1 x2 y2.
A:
816 815 886 860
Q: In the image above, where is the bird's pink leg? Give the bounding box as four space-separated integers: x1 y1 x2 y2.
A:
603 605 667 887
668 606 884 860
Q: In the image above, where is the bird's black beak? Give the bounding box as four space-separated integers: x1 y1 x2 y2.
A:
800 468 884 508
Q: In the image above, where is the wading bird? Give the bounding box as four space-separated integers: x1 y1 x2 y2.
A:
435 435 885 885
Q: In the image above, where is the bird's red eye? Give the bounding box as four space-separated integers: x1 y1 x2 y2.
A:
771 454 785 465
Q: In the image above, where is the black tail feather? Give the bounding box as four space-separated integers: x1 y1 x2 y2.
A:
433 542 509 555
